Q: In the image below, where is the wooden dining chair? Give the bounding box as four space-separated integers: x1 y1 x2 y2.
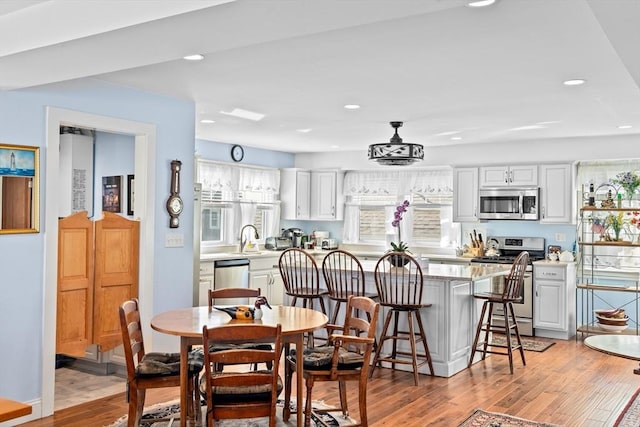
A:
118 299 203 427
468 251 530 374
279 248 329 346
322 249 379 325
207 287 273 371
284 295 380 427
369 252 434 386
200 323 283 427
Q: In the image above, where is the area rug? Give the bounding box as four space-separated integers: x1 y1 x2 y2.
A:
614 387 640 427
458 409 559 427
489 334 556 352
104 398 356 427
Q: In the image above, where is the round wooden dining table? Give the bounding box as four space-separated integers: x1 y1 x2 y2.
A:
151 305 328 427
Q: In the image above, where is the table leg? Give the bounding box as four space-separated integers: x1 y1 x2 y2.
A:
295 333 303 427
179 336 192 427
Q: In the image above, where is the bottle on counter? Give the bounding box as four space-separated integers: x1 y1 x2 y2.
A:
588 183 595 206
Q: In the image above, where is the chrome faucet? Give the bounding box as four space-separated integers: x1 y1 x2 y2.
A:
239 224 260 253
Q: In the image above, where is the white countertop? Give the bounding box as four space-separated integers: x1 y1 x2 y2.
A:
357 259 510 281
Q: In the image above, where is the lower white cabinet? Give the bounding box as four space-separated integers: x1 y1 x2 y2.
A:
249 256 284 306
533 262 576 339
199 261 214 306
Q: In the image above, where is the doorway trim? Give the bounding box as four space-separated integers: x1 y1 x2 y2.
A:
43 107 156 417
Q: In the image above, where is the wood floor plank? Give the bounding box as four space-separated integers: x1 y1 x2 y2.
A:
17 338 640 426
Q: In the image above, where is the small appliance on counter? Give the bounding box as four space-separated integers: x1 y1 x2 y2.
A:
321 238 338 250
265 236 292 251
281 227 304 248
314 231 329 247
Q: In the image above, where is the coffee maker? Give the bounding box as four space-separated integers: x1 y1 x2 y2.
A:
281 228 303 248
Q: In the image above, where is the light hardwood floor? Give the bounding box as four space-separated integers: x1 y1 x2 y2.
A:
54 368 126 411
20 338 640 426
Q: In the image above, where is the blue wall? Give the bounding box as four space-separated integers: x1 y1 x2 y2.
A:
0 79 195 402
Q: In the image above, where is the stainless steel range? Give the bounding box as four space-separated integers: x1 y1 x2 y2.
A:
470 236 546 336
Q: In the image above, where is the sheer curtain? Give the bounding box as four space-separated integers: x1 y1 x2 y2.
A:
576 160 640 198
343 168 453 244
196 160 281 244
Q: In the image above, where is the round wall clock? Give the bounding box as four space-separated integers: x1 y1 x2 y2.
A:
231 144 244 162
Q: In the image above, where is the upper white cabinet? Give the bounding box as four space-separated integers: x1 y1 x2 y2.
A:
281 168 311 220
311 169 344 220
539 163 574 223
453 167 478 222
281 168 344 220
479 165 538 187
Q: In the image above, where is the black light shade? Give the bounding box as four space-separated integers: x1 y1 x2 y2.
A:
368 121 424 165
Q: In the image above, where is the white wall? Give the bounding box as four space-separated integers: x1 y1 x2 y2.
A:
295 133 640 169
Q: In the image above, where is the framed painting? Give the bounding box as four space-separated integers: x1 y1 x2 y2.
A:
0 143 40 234
102 175 122 213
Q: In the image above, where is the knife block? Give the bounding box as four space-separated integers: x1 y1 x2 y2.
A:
469 244 484 257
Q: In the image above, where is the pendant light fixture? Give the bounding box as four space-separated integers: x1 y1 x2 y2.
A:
368 121 424 166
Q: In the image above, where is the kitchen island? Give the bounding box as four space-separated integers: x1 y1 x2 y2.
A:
200 249 509 377
353 261 510 377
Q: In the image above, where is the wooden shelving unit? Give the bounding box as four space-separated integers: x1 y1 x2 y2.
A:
577 206 640 337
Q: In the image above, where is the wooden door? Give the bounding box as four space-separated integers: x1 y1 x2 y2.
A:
57 211 94 357
1 176 32 229
94 212 139 351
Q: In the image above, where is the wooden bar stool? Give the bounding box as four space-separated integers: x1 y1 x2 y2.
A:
278 248 329 346
468 251 529 374
321 249 379 325
369 252 434 386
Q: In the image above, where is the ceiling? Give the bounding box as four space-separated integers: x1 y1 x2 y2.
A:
2 0 640 154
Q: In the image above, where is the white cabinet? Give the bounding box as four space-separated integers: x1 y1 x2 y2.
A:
198 261 215 306
281 169 311 220
311 169 344 220
539 163 573 223
533 262 575 339
249 256 284 306
479 165 538 187
59 133 94 217
453 167 478 222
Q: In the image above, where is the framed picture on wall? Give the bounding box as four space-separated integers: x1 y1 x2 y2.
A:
102 175 122 213
127 174 135 216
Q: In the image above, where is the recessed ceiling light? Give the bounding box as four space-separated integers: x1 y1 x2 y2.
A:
451 136 463 141
509 125 546 131
344 104 360 110
220 108 265 121
296 128 312 133
618 125 633 129
563 79 586 86
467 0 496 7
436 130 461 136
330 145 340 149
183 54 204 61
200 119 215 124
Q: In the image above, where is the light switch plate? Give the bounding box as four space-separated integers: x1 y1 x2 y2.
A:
165 233 184 247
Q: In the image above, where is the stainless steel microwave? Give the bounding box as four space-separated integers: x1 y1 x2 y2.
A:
477 188 540 220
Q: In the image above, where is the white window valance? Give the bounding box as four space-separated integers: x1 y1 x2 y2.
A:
197 160 280 202
576 160 640 190
343 168 453 201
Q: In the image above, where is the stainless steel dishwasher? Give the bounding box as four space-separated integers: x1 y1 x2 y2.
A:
213 258 250 305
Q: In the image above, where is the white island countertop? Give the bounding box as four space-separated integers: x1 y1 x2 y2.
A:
358 259 510 281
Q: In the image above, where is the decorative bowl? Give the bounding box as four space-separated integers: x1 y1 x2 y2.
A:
596 314 629 326
597 322 628 332
594 308 626 319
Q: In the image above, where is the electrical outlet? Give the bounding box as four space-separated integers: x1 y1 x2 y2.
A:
165 233 184 248
555 233 566 242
